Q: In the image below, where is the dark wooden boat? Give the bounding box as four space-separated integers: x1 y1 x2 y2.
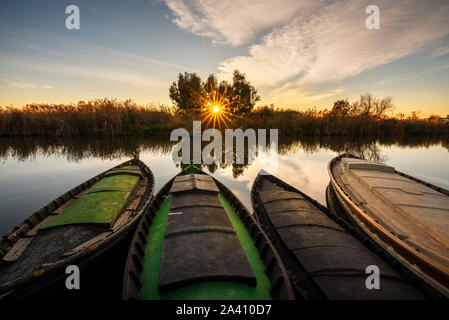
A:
122 164 295 300
328 154 449 297
251 170 431 299
0 159 154 299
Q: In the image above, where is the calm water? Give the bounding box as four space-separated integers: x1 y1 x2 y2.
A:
0 135 448 235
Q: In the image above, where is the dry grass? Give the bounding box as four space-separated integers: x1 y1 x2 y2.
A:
238 106 449 137
0 99 179 136
1 99 447 137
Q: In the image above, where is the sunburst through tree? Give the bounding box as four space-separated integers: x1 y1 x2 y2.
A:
198 88 235 130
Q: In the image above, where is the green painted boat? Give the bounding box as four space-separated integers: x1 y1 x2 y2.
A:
0 159 154 299
122 165 294 300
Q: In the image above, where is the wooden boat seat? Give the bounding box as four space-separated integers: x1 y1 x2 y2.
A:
105 165 143 179
342 158 395 172
170 174 219 193
158 178 256 294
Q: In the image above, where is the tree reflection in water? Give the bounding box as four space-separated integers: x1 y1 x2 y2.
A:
0 135 447 178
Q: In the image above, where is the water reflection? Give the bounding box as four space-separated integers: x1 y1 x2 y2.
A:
0 135 448 235
1 135 447 170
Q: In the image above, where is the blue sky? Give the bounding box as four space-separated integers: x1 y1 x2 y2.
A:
1 0 449 116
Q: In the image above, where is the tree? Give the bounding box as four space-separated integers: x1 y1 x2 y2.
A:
373 96 393 118
169 72 203 113
348 93 394 118
229 70 260 115
331 99 350 116
169 70 260 116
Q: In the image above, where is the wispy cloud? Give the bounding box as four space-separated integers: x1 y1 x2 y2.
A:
432 46 449 57
432 64 449 71
80 44 200 73
20 40 198 73
0 77 53 89
35 63 159 87
377 75 408 85
268 85 344 106
0 58 160 87
217 0 449 87
164 0 315 46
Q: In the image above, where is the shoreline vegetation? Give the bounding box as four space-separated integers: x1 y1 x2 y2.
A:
1 98 447 137
1 71 447 137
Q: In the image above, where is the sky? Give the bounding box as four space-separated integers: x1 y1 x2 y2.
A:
0 0 449 116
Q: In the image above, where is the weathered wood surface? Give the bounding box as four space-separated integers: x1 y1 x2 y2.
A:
170 174 219 193
61 232 112 257
25 216 55 237
2 238 34 262
112 211 133 232
334 158 449 270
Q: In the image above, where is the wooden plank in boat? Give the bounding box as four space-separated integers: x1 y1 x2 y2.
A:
194 178 219 192
2 237 34 262
6 225 29 243
125 194 142 212
170 174 219 193
105 169 143 179
112 211 133 232
61 232 111 257
342 158 394 172
25 216 55 237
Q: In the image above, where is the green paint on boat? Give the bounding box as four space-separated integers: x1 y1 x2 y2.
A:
139 190 272 300
140 194 172 300
218 193 272 300
41 174 139 229
183 161 201 174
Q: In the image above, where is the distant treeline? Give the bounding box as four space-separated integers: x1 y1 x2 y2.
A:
0 97 448 137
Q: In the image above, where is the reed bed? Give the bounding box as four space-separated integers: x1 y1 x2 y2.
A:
238 106 449 137
1 100 447 137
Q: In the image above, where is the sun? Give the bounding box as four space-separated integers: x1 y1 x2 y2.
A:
198 89 234 129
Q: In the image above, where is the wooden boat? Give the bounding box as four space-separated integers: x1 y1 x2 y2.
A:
0 159 154 299
251 170 429 299
122 164 295 300
328 154 449 296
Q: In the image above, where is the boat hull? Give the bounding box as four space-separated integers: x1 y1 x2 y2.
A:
0 159 154 299
327 154 449 297
122 170 295 300
251 172 438 299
